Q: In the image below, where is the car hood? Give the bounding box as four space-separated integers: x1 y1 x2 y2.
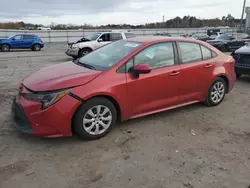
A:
67 37 91 45
234 44 250 54
23 62 102 92
0 38 7 42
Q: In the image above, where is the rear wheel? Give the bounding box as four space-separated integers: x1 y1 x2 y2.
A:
205 77 226 106
73 97 117 140
32 44 41 51
1 44 10 52
78 48 92 57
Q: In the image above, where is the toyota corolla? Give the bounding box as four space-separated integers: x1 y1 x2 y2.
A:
12 36 236 140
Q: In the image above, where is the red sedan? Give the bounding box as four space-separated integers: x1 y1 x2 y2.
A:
12 36 236 140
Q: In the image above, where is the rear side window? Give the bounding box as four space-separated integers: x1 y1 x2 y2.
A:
200 45 212 60
125 33 135 38
178 42 202 63
111 33 123 41
23 35 35 40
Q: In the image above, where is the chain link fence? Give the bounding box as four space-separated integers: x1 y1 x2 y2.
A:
0 27 238 43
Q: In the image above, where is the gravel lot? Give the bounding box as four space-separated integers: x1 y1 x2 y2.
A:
0 44 250 188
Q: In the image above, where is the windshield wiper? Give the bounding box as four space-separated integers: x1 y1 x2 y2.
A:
81 62 96 70
74 59 96 70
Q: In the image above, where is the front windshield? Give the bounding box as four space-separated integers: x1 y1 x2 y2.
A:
216 34 231 40
78 40 143 70
86 33 101 41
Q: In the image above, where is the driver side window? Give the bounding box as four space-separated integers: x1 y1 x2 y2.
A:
14 35 23 40
125 42 175 72
99 33 111 42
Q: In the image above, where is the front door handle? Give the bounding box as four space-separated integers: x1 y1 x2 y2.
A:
205 64 212 68
169 71 180 76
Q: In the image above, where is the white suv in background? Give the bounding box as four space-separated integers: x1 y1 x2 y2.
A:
65 31 135 58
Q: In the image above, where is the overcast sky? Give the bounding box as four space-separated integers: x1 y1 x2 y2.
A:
0 0 246 25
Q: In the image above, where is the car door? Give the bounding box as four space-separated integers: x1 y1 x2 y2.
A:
110 33 123 41
22 35 35 48
125 42 181 118
177 42 216 104
97 33 112 48
10 35 24 48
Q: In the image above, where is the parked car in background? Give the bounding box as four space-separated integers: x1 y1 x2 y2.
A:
65 31 135 58
0 34 44 52
209 32 224 39
231 42 250 78
207 29 222 37
206 33 250 52
12 36 236 140
37 27 51 30
154 32 171 37
180 34 193 38
190 33 211 41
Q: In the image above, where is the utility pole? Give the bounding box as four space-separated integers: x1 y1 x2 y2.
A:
240 0 247 33
162 15 165 28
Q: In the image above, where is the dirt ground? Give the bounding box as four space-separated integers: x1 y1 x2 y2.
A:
0 44 250 188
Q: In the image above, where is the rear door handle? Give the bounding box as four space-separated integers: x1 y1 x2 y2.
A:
205 64 213 68
169 71 180 76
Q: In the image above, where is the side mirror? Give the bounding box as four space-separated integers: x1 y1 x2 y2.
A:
98 38 103 42
133 64 152 74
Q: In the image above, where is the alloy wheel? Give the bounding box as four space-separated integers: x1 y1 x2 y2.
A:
83 105 112 135
2 44 10 52
211 82 225 103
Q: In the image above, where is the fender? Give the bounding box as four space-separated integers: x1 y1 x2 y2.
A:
77 41 98 50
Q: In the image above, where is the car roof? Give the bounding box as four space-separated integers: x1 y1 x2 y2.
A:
94 31 133 34
125 36 200 43
15 34 38 36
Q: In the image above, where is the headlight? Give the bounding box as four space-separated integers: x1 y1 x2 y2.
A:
72 44 78 48
22 88 72 110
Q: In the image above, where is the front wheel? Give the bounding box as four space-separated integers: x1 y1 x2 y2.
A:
1 44 10 52
73 97 117 140
78 48 92 58
205 77 226 107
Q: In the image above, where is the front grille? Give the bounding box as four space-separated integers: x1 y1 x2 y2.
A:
12 99 33 134
237 54 250 64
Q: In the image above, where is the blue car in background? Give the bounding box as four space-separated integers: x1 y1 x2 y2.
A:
231 42 250 78
0 34 44 52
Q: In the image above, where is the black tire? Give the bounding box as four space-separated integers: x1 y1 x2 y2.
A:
78 48 92 57
236 73 242 78
1 44 10 52
32 44 41 51
204 77 227 107
73 97 117 140
220 44 227 52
